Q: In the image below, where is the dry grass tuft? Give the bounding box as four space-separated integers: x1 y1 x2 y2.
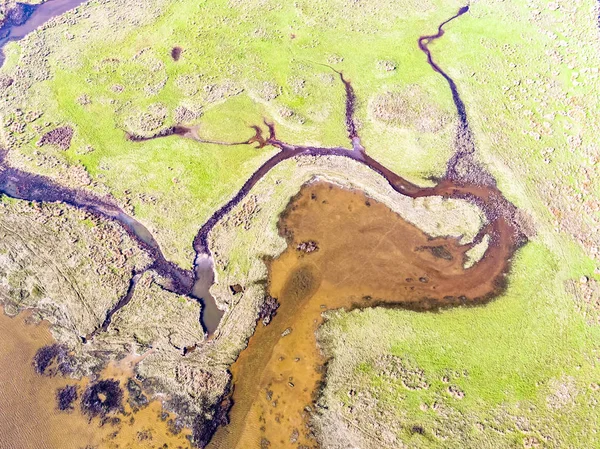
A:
369 86 452 133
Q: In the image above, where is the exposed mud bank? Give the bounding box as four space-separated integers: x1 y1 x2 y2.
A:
0 311 194 448
208 175 525 448
207 6 526 449
0 3 36 34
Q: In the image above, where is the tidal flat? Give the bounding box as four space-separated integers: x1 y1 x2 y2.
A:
0 311 194 448
0 0 599 447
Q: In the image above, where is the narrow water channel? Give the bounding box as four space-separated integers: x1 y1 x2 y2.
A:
0 153 225 336
208 179 522 448
0 0 87 66
0 4 527 448
208 7 526 447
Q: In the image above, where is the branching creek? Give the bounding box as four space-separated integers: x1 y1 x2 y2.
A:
0 5 527 448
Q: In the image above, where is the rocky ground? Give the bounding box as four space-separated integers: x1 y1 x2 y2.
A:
0 0 46 30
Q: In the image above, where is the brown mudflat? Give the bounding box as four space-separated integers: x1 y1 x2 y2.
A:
0 311 193 449
209 181 520 449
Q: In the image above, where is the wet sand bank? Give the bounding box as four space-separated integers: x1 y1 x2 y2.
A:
0 310 194 449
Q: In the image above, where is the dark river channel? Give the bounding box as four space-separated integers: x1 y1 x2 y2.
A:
0 0 87 66
0 4 528 448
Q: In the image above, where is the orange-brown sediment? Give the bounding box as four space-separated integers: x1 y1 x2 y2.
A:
209 180 523 448
0 311 193 449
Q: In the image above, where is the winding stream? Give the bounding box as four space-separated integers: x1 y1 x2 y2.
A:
0 0 87 67
0 5 526 448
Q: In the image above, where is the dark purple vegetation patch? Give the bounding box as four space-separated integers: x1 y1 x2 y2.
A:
37 126 74 150
56 384 78 411
296 240 319 253
192 396 232 448
33 344 74 376
81 379 123 417
258 295 280 326
126 378 148 410
0 75 13 90
171 46 182 61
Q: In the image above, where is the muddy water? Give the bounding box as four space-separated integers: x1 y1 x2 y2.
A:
0 0 87 67
209 181 518 449
0 311 193 449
